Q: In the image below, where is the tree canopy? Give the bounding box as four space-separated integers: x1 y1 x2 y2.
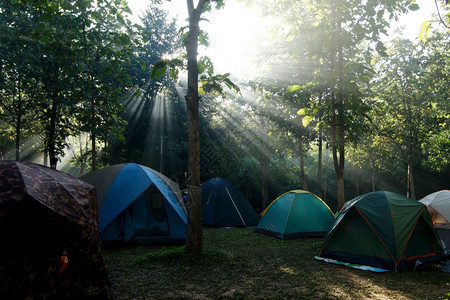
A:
0 0 448 216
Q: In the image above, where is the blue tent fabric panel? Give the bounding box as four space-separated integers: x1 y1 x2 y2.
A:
123 209 134 242
130 192 152 230
131 192 169 235
99 163 187 233
83 163 187 243
141 167 187 225
100 209 134 242
202 187 216 225
99 164 152 231
164 199 187 238
201 178 260 227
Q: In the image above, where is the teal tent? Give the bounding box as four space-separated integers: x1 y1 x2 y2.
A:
80 163 187 244
255 190 335 239
319 191 445 271
201 178 260 227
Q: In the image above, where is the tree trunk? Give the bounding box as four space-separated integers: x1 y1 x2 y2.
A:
323 169 328 203
91 86 96 171
184 0 205 255
43 148 48 166
355 169 360 197
317 93 324 198
410 164 416 200
407 162 416 199
48 95 58 169
331 96 345 209
15 110 21 161
331 10 346 210
317 125 323 198
371 169 375 192
299 116 308 191
260 129 269 210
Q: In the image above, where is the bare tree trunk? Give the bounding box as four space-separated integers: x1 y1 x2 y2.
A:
79 133 86 174
48 95 58 169
317 125 323 198
260 126 269 210
299 117 308 191
15 111 21 161
0 145 5 161
90 80 97 171
323 148 328 203
184 0 205 255
331 8 346 210
355 168 360 197
407 162 416 199
43 148 48 166
371 169 375 192
316 93 324 198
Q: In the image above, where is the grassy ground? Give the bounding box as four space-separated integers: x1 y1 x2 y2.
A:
103 228 450 299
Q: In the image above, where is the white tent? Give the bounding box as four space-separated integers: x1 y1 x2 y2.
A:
420 190 450 249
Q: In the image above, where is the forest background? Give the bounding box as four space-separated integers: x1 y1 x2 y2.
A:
0 0 449 213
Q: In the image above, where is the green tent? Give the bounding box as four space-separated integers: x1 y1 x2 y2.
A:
255 190 335 239
319 191 445 271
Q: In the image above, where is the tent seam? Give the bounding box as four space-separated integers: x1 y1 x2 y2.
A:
354 206 397 266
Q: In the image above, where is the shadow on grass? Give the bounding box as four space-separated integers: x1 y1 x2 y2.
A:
103 228 450 299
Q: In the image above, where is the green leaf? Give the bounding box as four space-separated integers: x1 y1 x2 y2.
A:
139 61 146 71
151 61 167 79
297 108 307 116
199 30 210 47
376 41 388 57
287 85 302 93
419 20 432 41
408 4 420 11
302 115 313 127
198 56 214 76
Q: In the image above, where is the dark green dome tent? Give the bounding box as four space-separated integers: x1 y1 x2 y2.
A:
201 178 260 227
255 190 335 239
319 191 445 271
80 163 187 244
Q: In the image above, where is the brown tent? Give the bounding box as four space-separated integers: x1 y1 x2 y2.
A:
0 161 110 299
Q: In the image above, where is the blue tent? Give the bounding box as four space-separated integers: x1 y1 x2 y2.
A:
80 163 187 244
201 178 260 227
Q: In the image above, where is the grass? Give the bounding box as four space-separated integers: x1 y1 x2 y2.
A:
103 228 450 299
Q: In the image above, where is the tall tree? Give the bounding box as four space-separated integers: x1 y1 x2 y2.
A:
0 0 43 161
184 0 210 255
253 0 413 208
109 1 185 173
149 0 240 254
152 0 239 254
371 36 449 199
73 0 137 171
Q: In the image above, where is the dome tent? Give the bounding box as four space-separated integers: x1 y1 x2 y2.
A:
319 191 445 271
201 178 260 227
255 190 335 239
419 190 450 250
80 163 187 244
0 161 110 299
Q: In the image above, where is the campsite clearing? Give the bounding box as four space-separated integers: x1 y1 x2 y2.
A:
103 228 450 299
